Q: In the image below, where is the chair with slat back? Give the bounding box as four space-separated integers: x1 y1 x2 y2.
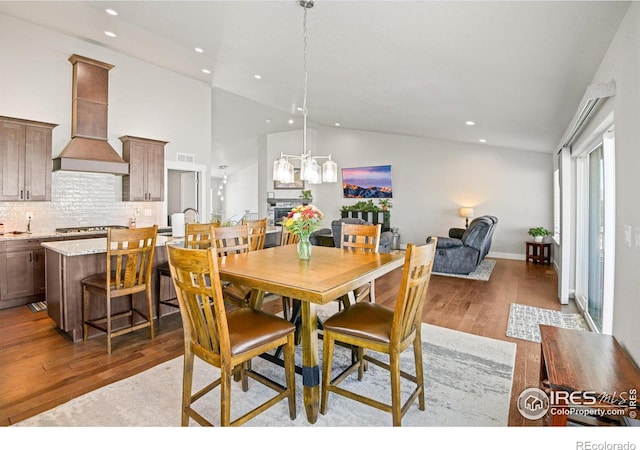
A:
167 245 296 426
156 223 217 323
340 222 382 304
211 225 254 308
320 238 437 426
279 227 300 320
242 218 268 252
82 225 158 354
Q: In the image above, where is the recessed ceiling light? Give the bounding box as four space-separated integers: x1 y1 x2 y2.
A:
288 119 294 125
334 123 341 127
202 69 211 74
105 8 118 16
265 119 271 124
465 121 475 126
104 31 117 38
296 107 303 112
254 74 262 80
479 139 487 143
194 47 204 53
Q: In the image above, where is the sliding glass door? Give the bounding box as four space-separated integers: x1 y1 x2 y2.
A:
575 127 615 334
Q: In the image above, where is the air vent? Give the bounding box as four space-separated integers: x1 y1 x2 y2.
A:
177 152 195 163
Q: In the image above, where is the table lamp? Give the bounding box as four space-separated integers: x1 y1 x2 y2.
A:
459 207 474 228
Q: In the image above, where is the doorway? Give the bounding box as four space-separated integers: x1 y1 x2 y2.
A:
164 161 208 226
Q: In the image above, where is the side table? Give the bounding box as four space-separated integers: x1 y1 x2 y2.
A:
525 241 551 265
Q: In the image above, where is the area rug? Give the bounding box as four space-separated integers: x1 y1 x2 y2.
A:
432 259 495 281
506 303 589 343
15 323 515 427
27 301 46 313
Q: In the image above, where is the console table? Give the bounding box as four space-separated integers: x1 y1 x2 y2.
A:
540 325 640 426
525 241 551 265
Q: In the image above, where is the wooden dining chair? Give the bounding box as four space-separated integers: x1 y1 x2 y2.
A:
156 222 216 323
167 245 296 426
279 227 300 320
320 239 437 426
82 225 158 354
211 225 254 308
242 218 268 252
340 222 382 304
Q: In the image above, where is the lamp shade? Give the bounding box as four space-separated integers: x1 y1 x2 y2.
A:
322 158 338 182
459 207 474 218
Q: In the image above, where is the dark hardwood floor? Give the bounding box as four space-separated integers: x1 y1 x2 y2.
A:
0 258 572 426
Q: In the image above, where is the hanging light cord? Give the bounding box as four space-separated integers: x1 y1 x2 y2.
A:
302 1 309 157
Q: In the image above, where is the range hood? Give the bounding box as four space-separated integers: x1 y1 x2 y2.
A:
53 54 129 175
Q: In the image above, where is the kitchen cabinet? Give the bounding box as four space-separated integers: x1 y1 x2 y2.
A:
120 135 167 201
0 238 60 309
0 116 57 201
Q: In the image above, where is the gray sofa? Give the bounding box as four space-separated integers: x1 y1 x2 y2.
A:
428 215 498 274
330 218 393 253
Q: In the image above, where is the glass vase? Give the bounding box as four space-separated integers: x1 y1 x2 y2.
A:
297 235 312 260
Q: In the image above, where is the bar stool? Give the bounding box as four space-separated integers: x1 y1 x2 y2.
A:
156 223 216 323
82 225 158 354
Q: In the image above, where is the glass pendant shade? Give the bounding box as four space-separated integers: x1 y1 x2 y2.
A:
322 158 338 182
300 157 313 181
283 160 295 183
309 161 322 184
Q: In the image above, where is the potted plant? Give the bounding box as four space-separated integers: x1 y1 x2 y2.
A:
378 198 392 211
528 226 551 243
300 190 313 205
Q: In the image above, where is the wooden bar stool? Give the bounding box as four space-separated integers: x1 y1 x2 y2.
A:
82 225 158 354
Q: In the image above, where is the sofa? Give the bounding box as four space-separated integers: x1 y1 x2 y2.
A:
331 218 393 253
428 215 498 274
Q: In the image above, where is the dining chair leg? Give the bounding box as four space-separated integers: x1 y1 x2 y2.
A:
284 333 297 420
357 347 365 380
106 294 112 355
413 331 425 410
320 331 335 415
146 288 155 340
221 365 232 426
82 286 89 341
390 351 402 426
182 351 195 426
241 362 249 392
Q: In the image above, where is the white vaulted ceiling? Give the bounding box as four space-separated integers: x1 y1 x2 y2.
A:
0 1 630 172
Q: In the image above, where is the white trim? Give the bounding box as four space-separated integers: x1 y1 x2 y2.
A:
558 147 571 305
601 129 616 335
487 252 525 261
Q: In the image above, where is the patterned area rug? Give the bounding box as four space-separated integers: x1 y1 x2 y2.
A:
15 323 516 427
506 303 589 343
433 259 496 281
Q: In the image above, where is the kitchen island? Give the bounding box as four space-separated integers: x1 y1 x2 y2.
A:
42 235 171 342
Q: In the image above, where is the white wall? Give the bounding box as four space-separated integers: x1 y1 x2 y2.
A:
224 162 259 223
576 3 640 361
0 13 211 230
264 127 552 257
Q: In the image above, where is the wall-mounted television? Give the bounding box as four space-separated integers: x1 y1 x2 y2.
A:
342 165 393 198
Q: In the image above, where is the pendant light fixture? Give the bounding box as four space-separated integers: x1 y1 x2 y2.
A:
273 0 338 185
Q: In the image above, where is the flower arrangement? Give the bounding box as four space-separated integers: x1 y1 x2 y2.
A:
285 204 324 238
284 204 323 259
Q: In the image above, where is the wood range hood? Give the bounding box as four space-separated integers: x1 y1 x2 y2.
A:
53 54 129 175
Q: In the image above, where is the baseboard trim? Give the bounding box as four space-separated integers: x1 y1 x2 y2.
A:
487 252 524 261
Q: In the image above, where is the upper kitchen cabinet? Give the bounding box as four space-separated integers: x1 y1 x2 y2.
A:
120 135 167 201
0 116 57 201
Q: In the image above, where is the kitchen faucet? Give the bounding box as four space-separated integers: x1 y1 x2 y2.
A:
183 208 199 223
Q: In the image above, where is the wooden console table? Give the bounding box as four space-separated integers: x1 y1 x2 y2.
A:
525 241 551 265
540 325 640 426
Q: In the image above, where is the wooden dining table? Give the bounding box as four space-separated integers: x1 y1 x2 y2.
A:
217 244 405 424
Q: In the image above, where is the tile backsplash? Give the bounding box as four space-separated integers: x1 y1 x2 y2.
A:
0 172 163 232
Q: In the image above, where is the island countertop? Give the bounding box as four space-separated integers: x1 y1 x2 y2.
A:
41 235 172 257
